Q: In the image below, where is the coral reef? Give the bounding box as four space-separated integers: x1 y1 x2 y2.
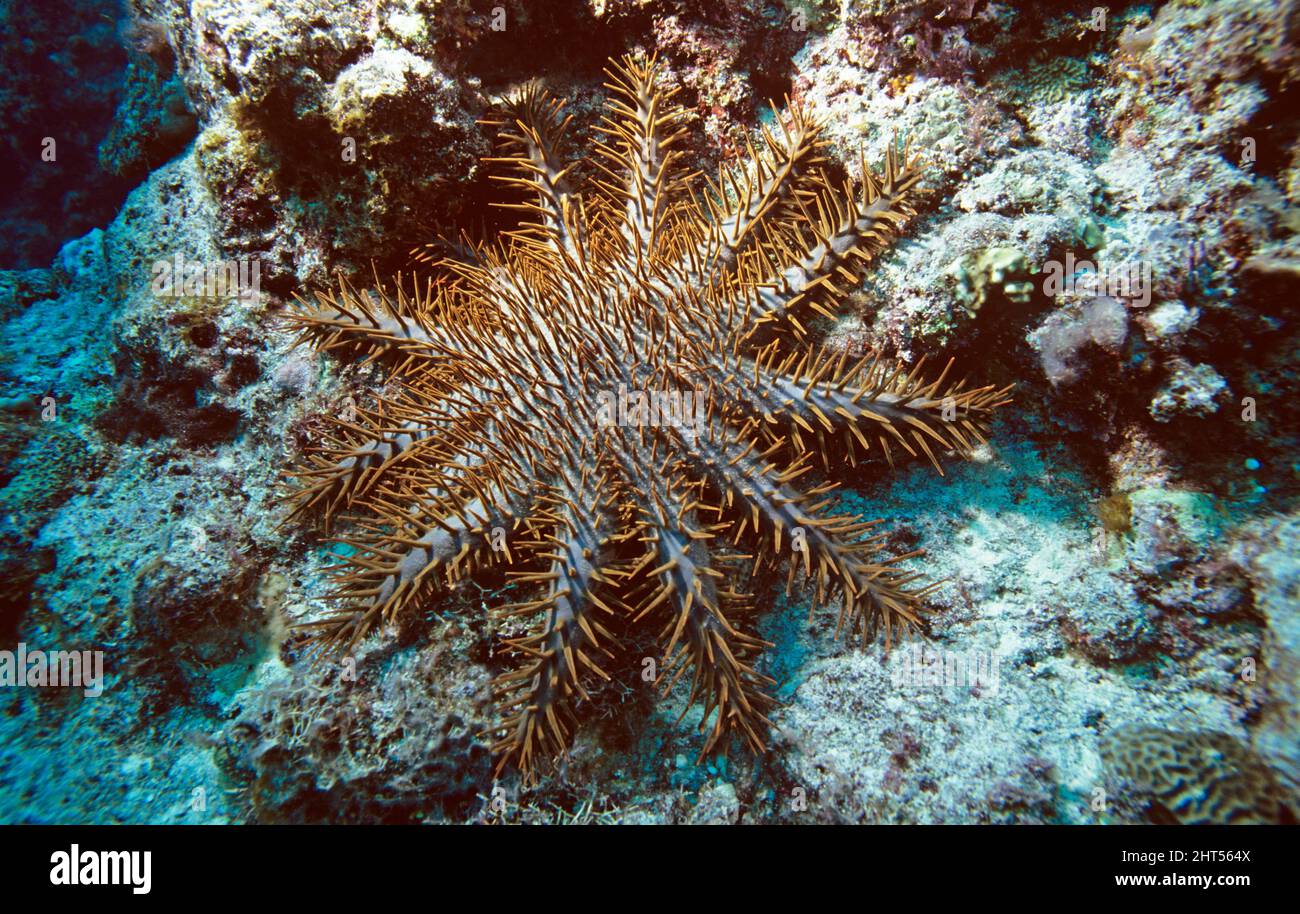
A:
0 0 1297 824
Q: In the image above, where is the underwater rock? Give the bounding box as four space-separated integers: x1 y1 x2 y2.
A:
0 270 56 323
0 0 135 269
98 48 197 183
1056 574 1158 666
160 0 488 279
1139 300 1198 345
954 149 1098 221
0 423 102 536
684 780 741 825
945 246 1034 316
220 648 494 823
177 0 372 112
1023 88 1094 159
1 230 119 409
130 526 263 685
1231 511 1300 791
1148 359 1230 423
0 418 100 639
1123 488 1222 581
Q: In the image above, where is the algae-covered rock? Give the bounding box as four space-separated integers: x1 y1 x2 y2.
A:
98 51 197 182
1148 359 1230 423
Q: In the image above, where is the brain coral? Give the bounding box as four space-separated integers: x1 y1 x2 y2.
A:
1101 725 1294 825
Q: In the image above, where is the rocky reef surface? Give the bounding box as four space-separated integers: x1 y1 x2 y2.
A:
0 0 1297 823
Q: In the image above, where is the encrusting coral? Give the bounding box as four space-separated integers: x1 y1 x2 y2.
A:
282 55 1011 783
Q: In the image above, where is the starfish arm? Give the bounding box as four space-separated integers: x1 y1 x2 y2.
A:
591 54 690 272
607 430 776 759
481 81 581 254
644 511 777 759
678 422 935 648
727 138 924 345
301 470 531 656
490 473 620 783
281 414 436 526
285 271 480 368
685 105 828 281
741 349 1013 472
281 368 520 526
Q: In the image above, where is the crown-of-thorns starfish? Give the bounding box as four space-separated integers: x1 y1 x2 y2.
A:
283 54 1012 783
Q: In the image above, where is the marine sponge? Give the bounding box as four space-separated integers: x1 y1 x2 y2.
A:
1028 296 1128 387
